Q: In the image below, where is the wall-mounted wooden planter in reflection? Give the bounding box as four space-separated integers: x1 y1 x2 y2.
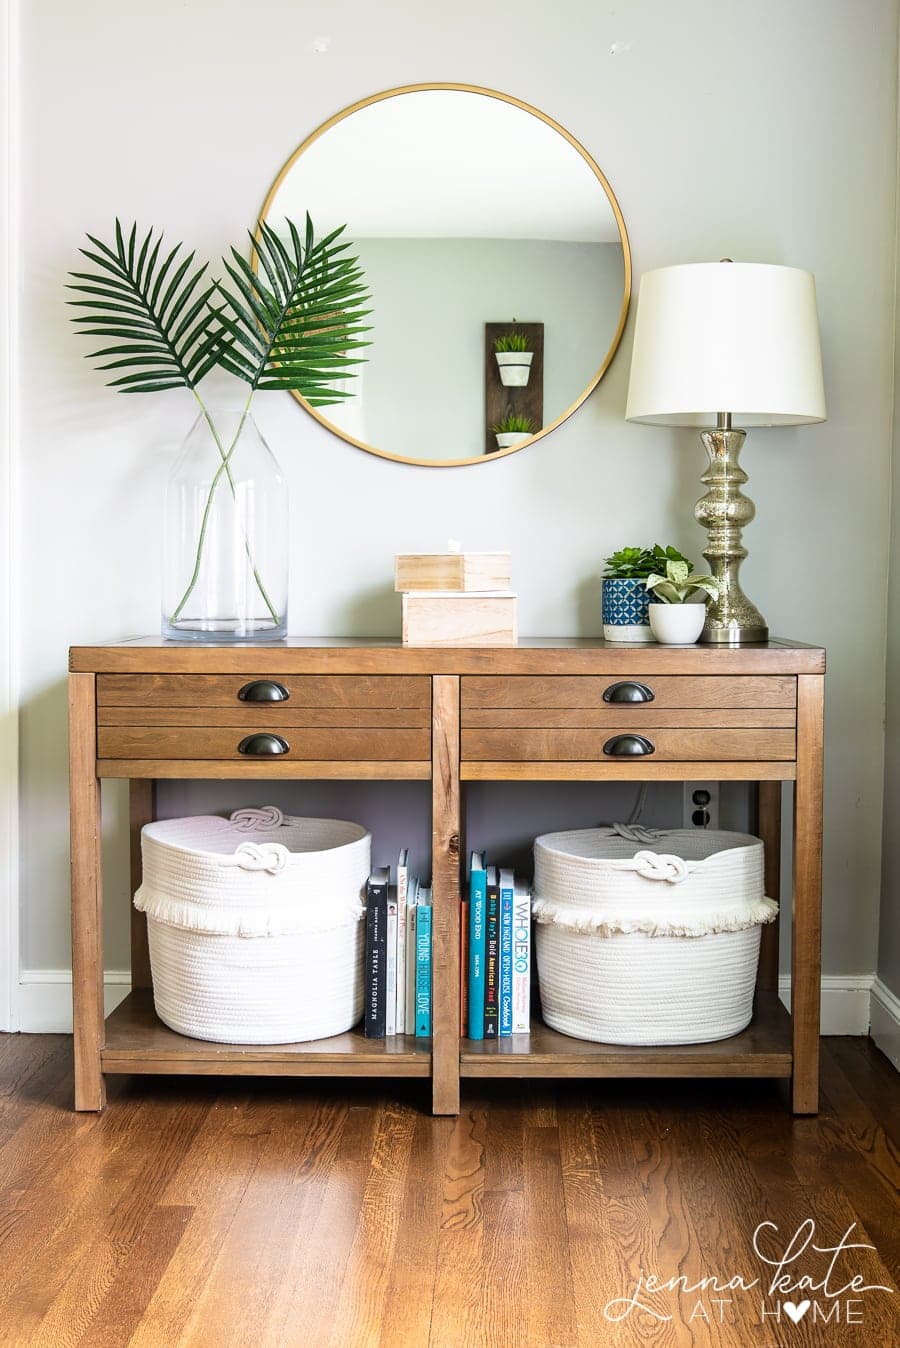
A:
484 321 544 455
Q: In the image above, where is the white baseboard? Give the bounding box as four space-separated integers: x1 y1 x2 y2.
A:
869 977 900 1070
15 969 884 1039
18 970 131 1033
777 974 874 1035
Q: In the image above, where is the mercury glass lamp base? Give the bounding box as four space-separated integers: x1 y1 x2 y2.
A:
695 426 769 646
700 620 768 645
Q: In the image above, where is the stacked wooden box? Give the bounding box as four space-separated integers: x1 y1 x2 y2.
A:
396 552 517 646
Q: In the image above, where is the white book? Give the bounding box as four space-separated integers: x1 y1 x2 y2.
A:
385 887 398 1037
512 878 532 1033
405 876 420 1031
395 848 409 1034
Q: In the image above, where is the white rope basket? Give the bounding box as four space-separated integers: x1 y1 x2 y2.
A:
533 824 777 1045
134 806 370 1044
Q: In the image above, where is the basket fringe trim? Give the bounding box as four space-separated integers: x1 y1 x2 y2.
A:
135 885 366 939
531 894 778 938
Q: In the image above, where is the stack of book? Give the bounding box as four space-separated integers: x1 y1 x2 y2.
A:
363 850 432 1039
396 551 517 646
461 851 532 1039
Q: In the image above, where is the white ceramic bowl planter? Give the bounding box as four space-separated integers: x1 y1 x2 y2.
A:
495 350 533 386
649 601 707 644
495 430 533 450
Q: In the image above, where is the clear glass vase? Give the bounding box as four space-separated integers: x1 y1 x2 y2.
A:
162 406 288 641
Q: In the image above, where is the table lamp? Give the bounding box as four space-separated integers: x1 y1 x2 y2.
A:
625 261 826 643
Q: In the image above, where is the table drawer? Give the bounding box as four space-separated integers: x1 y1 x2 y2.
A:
98 674 430 710
98 726 430 762
461 728 796 762
461 674 796 763
462 675 797 712
96 674 431 762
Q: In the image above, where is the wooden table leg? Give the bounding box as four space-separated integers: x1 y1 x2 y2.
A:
129 780 155 990
68 673 105 1111
431 675 461 1115
756 780 782 997
791 675 824 1114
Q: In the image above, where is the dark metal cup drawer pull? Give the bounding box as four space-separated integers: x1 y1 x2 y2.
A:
602 681 654 704
238 733 290 756
238 679 290 702
603 734 655 757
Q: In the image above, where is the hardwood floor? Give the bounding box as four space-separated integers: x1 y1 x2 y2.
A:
0 1036 897 1346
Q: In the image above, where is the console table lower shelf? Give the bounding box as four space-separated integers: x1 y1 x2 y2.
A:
460 994 792 1079
101 989 792 1090
102 990 432 1078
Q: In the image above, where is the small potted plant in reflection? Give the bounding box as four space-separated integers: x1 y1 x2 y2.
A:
494 330 533 386
492 412 537 451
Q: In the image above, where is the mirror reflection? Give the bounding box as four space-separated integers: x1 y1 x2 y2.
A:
261 86 630 465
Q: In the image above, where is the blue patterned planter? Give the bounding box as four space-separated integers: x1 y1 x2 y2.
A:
602 577 655 643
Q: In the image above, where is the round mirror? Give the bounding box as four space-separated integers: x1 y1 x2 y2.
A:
260 84 631 466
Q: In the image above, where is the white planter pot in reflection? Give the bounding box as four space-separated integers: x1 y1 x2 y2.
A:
494 431 533 450
496 351 533 386
649 602 707 645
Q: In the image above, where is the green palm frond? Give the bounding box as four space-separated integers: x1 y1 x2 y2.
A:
212 215 372 405
67 220 221 392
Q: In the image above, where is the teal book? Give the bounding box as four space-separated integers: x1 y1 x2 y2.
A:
415 887 433 1038
499 867 514 1037
467 852 487 1040
484 867 499 1039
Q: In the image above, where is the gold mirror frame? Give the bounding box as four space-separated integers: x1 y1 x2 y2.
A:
258 83 632 467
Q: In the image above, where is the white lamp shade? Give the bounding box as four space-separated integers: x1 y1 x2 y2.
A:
625 262 826 428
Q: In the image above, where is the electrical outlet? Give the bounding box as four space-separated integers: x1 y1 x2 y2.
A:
682 781 720 829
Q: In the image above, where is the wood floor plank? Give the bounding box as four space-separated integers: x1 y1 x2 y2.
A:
133 1087 326 1347
174 1093 350 1348
72 1203 193 1348
523 1124 577 1346
378 1111 449 1346
322 1100 419 1348
1 1090 207 1345
558 1097 620 1347
429 1105 487 1346
259 1097 378 1347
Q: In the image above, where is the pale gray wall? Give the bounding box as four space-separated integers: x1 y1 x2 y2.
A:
13 0 900 986
879 85 900 1003
324 238 624 460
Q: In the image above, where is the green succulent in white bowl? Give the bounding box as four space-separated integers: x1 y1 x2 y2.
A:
645 561 720 645
645 559 719 604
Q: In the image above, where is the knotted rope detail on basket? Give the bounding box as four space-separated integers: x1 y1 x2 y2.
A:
230 805 286 832
228 842 290 874
610 822 666 844
627 850 691 884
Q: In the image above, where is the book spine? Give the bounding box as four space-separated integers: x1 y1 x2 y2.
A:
499 879 514 1037
484 878 499 1039
415 904 432 1037
405 896 418 1032
385 891 398 1037
468 868 487 1040
460 898 469 1037
364 877 388 1038
512 885 531 1033
395 858 408 1035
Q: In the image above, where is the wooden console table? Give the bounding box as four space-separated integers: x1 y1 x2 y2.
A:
68 637 824 1116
